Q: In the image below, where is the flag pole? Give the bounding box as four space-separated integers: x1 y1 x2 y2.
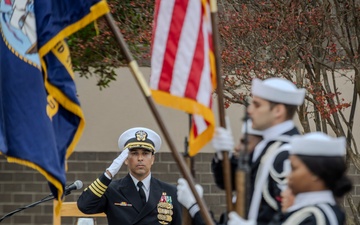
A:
103 13 215 225
209 0 234 214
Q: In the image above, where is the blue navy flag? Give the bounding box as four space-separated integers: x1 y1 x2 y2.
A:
0 0 109 212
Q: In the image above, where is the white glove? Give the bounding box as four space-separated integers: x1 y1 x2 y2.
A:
176 178 203 209
212 117 234 160
228 212 256 225
105 148 129 179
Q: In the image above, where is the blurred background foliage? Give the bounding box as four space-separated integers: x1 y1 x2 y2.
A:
68 0 154 89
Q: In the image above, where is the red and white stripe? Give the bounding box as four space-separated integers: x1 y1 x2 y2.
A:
150 0 215 156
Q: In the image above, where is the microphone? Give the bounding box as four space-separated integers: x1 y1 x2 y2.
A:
44 180 83 198
65 180 83 194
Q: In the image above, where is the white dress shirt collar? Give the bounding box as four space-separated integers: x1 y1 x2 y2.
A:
130 173 151 192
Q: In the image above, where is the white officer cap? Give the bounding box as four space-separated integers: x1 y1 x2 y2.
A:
118 127 162 153
289 132 346 156
241 119 263 136
251 78 306 106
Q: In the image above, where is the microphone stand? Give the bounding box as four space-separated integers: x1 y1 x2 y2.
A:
0 190 72 223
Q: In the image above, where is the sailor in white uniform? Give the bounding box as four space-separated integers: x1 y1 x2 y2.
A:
228 132 353 225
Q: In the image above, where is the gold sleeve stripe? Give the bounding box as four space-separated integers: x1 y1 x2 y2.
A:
94 179 107 190
90 183 105 195
89 185 102 198
90 179 107 195
91 181 106 193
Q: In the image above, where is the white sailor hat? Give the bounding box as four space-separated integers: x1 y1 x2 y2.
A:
118 127 162 153
289 132 346 156
251 78 306 106
241 119 263 136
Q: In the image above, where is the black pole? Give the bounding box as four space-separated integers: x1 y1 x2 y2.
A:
0 195 55 222
0 189 77 222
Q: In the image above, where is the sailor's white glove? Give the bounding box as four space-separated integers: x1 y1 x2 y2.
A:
212 117 234 160
177 178 203 217
228 212 256 225
105 148 129 179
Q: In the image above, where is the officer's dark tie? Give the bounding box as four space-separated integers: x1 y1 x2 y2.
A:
137 181 146 206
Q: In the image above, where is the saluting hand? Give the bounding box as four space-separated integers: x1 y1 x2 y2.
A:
105 148 129 179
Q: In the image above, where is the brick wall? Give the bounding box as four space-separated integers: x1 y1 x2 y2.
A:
1 152 359 225
0 152 226 225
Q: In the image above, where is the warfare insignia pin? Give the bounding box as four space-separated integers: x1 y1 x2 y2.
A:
157 192 173 224
135 130 147 141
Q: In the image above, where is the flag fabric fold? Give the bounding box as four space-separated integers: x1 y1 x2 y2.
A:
0 0 109 212
150 0 216 156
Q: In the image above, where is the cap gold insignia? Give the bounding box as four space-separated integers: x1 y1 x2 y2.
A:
135 130 147 141
157 192 173 224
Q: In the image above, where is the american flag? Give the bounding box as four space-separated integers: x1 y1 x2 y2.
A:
150 0 216 156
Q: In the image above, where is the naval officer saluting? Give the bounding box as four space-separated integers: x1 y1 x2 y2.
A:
77 127 182 225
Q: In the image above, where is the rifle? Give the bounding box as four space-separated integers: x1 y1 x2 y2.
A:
234 105 251 218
